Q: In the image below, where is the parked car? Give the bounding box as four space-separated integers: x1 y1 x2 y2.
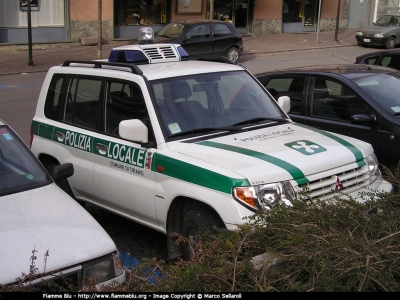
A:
0 119 125 289
356 13 400 49
355 49 400 70
149 19 243 63
255 64 400 172
30 42 392 261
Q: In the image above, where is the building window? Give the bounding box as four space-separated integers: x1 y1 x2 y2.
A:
114 0 164 26
283 0 302 23
0 0 64 28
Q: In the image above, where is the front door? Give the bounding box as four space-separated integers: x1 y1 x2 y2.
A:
304 76 381 159
91 80 158 225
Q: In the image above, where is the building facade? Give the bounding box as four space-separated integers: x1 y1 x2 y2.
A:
0 0 395 45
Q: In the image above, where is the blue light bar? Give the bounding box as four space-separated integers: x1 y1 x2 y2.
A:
177 46 189 61
108 50 149 64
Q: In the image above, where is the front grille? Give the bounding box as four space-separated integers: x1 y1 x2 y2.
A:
297 163 370 200
141 45 178 62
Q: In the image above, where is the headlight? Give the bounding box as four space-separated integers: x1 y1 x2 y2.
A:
83 251 124 286
356 31 363 36
233 181 295 210
373 33 384 38
366 154 380 184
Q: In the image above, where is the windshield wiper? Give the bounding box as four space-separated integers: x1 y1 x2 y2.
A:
232 117 290 126
155 33 171 38
169 126 243 138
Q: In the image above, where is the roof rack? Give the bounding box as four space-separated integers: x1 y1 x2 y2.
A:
62 60 143 75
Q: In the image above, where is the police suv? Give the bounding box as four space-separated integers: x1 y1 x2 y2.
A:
30 31 393 260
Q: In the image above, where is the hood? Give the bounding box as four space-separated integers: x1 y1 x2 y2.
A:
0 184 117 285
176 124 373 185
361 25 395 33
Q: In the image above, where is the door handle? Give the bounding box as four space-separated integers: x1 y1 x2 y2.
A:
55 131 65 142
96 143 108 155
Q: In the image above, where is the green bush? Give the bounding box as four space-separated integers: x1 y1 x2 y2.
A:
3 172 400 292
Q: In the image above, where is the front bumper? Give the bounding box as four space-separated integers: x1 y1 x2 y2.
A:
356 35 390 47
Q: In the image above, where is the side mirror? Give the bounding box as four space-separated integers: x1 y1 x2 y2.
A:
277 96 291 113
350 114 376 125
119 119 148 143
52 163 74 182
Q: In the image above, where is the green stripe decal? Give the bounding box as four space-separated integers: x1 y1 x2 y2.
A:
152 153 250 194
198 141 309 185
294 123 366 167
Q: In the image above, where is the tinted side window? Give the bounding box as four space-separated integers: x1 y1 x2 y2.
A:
44 74 66 121
186 24 211 39
64 77 102 130
384 55 400 69
312 77 367 121
105 81 147 136
212 23 232 37
264 77 304 114
364 56 379 65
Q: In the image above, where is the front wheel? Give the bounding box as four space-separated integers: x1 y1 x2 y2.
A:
386 37 396 49
226 47 240 63
182 209 225 261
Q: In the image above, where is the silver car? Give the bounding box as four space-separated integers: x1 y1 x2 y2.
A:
356 13 400 49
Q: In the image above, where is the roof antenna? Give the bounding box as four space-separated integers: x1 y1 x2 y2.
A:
332 55 354 63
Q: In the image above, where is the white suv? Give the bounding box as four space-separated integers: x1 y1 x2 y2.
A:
31 43 393 260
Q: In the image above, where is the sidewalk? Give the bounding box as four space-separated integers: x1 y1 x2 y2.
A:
0 28 359 76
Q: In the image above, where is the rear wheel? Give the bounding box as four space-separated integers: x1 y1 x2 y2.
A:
226 47 240 63
386 37 396 49
182 209 225 261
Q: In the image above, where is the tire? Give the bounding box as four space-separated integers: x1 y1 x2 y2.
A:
182 209 225 261
46 163 85 207
386 37 396 49
225 47 240 63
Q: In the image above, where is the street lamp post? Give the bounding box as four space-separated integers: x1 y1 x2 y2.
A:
27 0 34 66
334 0 341 43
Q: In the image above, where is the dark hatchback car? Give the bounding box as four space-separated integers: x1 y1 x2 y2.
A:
153 19 244 63
355 49 400 71
255 64 400 172
356 13 400 49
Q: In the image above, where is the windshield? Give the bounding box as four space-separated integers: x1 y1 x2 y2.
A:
353 72 400 115
0 125 50 196
374 15 399 26
156 23 191 38
150 71 288 138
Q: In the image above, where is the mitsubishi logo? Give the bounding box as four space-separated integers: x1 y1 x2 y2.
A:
335 176 344 190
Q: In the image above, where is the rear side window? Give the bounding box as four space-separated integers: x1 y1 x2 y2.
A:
44 74 147 136
64 77 102 130
212 23 232 37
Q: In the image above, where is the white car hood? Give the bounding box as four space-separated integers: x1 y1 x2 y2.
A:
0 184 117 285
177 123 373 185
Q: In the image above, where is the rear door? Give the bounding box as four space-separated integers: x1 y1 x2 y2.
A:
211 23 238 57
